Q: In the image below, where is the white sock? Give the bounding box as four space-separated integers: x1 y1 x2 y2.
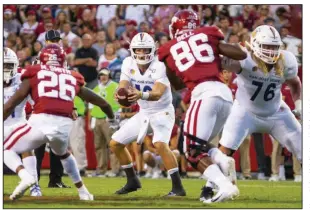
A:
4 150 23 173
167 167 179 175
203 164 231 189
121 163 133 169
78 184 90 194
208 148 227 165
18 168 33 180
23 155 38 184
60 154 82 184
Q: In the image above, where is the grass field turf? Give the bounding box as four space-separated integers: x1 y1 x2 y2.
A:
4 175 302 208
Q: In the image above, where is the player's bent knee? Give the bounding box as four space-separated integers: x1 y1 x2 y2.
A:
153 141 169 152
109 139 125 152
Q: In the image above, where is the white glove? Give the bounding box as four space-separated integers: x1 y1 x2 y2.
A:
292 99 302 118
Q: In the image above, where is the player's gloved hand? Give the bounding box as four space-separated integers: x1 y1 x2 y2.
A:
72 109 78 121
128 86 142 103
292 99 302 118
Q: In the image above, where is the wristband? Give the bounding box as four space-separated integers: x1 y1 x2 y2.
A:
294 99 301 112
141 92 150 100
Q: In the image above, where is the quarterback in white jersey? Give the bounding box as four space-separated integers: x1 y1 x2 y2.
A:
219 25 301 163
3 47 42 197
110 32 186 197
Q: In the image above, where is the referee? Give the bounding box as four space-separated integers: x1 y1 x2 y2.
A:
34 29 70 188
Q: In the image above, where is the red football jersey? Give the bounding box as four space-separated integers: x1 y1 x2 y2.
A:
21 64 85 118
158 26 224 90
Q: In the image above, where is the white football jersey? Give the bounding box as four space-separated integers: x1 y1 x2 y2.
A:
236 50 298 117
120 56 173 113
4 73 29 126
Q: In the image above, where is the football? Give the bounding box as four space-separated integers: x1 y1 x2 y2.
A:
116 88 132 107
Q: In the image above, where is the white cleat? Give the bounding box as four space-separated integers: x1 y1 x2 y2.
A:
79 192 94 201
144 172 153 178
219 156 237 184
257 172 266 180
294 175 302 182
10 177 36 200
151 170 162 179
30 184 42 197
269 174 280 182
203 184 239 204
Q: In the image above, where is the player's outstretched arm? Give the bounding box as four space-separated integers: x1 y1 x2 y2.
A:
4 79 30 120
218 42 247 60
78 87 115 119
221 56 242 73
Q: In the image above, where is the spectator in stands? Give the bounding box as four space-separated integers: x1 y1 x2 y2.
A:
120 19 138 49
32 41 43 58
280 24 302 56
264 17 276 27
274 7 290 32
61 22 78 46
69 96 88 176
89 68 120 177
98 42 122 72
219 16 232 42
73 33 98 89
236 5 257 31
92 30 107 56
96 5 118 30
71 36 82 54
55 10 70 32
35 6 54 36
202 6 216 26
77 8 97 32
4 8 21 34
62 37 72 55
36 21 54 46
20 10 38 36
125 5 150 25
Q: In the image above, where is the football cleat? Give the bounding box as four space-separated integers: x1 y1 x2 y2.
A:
30 184 42 197
10 177 36 200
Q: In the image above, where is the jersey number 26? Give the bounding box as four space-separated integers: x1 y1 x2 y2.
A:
38 70 76 101
170 33 215 72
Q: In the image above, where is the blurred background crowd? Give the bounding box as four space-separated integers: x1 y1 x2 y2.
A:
3 4 302 182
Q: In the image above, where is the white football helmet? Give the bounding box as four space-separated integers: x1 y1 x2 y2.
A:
130 32 156 65
4 47 19 83
249 25 282 64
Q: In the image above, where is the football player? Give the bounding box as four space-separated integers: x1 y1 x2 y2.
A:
219 25 301 173
4 44 116 201
4 47 42 197
110 32 186 196
157 9 247 203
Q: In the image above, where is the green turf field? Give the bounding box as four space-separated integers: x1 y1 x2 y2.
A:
3 175 302 208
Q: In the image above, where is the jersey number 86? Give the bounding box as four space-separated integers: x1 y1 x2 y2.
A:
170 33 215 72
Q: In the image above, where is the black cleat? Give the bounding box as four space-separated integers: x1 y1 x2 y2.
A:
48 181 71 188
164 188 186 197
199 186 214 202
115 178 141 195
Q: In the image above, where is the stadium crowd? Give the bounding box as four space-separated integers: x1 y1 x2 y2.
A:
3 4 302 182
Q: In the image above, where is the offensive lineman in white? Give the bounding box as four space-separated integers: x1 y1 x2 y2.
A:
3 48 42 197
218 25 301 166
110 33 186 196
